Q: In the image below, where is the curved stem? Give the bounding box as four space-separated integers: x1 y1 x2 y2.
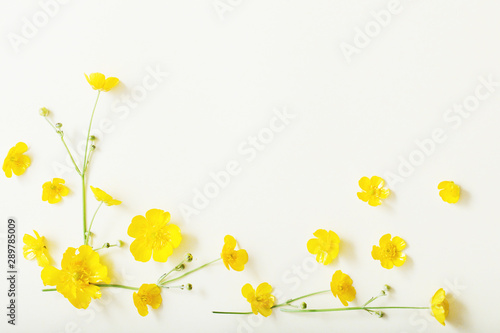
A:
83 91 100 174
87 201 104 244
44 117 81 175
161 258 221 285
213 311 254 315
281 306 430 313
274 290 330 308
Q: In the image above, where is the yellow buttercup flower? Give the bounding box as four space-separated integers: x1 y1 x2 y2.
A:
3 142 31 178
357 176 390 206
128 209 182 262
85 73 119 92
133 284 162 317
41 245 110 309
307 229 340 265
90 186 122 206
242 282 275 317
221 235 248 271
23 230 49 267
371 234 406 269
431 288 449 326
438 181 460 204
330 270 356 306
42 178 69 204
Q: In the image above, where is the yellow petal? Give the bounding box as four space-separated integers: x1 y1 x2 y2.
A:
102 77 119 91
241 283 255 299
152 243 173 262
368 196 382 206
392 236 406 251
130 238 152 262
41 266 61 286
256 282 273 296
357 191 370 202
379 234 392 247
307 238 321 255
128 215 148 238
358 177 371 191
370 176 384 187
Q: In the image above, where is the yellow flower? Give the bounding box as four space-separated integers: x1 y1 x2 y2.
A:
221 235 248 271
431 288 449 326
85 73 119 92
133 284 162 317
23 230 49 267
3 142 31 178
371 234 406 269
330 270 356 306
242 283 275 317
438 181 460 204
41 245 110 309
90 186 122 206
42 178 69 204
307 229 340 265
357 176 390 206
128 209 182 262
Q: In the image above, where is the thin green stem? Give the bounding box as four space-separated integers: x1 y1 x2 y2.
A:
93 284 139 291
42 288 57 292
213 311 255 315
280 306 430 313
87 201 104 244
44 117 81 175
94 243 119 251
82 91 101 245
274 289 330 308
161 258 222 285
160 285 185 289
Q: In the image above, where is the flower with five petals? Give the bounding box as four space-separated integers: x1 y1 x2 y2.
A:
221 235 248 271
42 178 69 204
431 288 449 326
3 142 31 178
330 270 356 306
438 181 460 204
371 234 406 269
307 229 340 265
357 176 390 206
133 284 162 317
90 186 121 206
242 282 276 317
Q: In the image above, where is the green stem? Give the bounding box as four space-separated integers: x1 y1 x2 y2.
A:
274 290 330 308
281 306 430 313
44 117 81 175
93 284 139 291
94 243 119 251
82 91 101 245
161 258 222 285
212 311 254 315
42 288 57 292
87 201 104 244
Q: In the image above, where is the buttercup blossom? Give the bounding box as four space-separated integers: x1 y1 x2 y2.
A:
438 181 460 204
371 234 406 269
133 284 162 317
3 142 31 178
242 283 276 317
84 73 119 92
307 229 340 265
41 245 110 309
23 230 49 267
221 235 248 271
431 288 449 326
128 209 182 262
90 186 122 206
42 178 69 204
330 270 356 306
357 176 390 206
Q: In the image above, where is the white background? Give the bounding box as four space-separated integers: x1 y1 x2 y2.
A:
1 1 499 332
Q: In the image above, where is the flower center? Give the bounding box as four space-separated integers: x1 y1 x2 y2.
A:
381 243 397 259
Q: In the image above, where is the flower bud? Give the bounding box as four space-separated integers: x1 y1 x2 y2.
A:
300 302 307 309
186 253 193 262
104 243 111 248
90 135 96 141
55 123 62 129
376 311 384 318
115 240 123 247
382 285 390 293
90 145 96 151
186 283 193 291
39 107 50 117
175 264 185 271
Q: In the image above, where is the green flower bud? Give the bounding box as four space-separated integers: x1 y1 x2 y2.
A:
300 302 307 309
55 123 62 128
39 107 50 117
90 135 96 141
186 283 193 291
186 253 193 262
175 264 185 271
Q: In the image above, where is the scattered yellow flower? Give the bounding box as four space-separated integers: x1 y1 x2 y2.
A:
41 245 110 309
23 230 49 267
85 73 119 92
371 234 406 269
3 142 31 178
42 178 69 204
90 186 122 206
431 288 449 326
438 181 460 204
242 282 275 317
133 284 162 317
330 270 356 306
221 235 248 271
128 209 182 262
307 229 340 265
357 176 390 206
